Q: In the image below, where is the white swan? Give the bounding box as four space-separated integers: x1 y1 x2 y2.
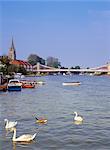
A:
73 112 83 122
4 119 17 129
11 127 37 142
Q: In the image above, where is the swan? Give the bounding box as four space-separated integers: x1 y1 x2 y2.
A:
11 127 37 142
4 119 17 129
73 112 83 122
35 117 47 123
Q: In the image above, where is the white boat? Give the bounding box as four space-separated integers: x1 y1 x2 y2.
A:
7 79 22 91
37 80 45 85
14 73 25 79
62 82 81 86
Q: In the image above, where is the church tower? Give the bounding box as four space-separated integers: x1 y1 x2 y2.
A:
8 38 16 60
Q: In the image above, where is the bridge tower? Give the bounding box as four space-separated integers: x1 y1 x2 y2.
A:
37 62 40 75
107 63 110 75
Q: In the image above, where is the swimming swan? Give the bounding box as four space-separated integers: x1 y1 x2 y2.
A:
35 117 47 123
4 119 17 129
11 127 37 142
73 112 83 122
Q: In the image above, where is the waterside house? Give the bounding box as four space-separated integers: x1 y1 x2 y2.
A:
10 60 33 71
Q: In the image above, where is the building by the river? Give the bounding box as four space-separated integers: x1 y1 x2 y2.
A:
8 38 33 71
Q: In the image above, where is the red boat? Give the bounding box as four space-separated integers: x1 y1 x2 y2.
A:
22 83 35 88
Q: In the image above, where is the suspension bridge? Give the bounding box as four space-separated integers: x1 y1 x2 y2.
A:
32 63 110 74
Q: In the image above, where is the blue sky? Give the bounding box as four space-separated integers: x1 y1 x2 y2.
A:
1 1 110 68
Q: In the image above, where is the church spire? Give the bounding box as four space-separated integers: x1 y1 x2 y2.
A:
11 37 15 50
8 37 16 60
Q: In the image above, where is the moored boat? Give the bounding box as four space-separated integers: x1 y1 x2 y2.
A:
20 80 36 84
0 84 7 92
22 83 35 88
7 79 22 91
62 82 81 86
37 80 45 85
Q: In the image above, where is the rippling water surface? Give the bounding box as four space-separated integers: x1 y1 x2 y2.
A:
0 75 110 150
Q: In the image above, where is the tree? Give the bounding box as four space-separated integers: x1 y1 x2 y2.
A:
7 65 27 75
0 55 10 66
60 66 68 74
0 55 10 75
0 66 7 75
74 66 80 69
70 67 75 69
18 66 27 75
7 64 18 74
46 57 61 68
70 66 80 74
74 65 80 74
27 54 45 66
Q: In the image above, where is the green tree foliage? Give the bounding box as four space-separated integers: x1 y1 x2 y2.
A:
7 64 18 74
70 67 74 69
74 66 80 69
70 66 80 74
0 66 7 75
0 55 27 75
0 55 10 66
60 66 68 74
5 64 26 75
27 54 45 66
46 57 61 68
73 66 80 74
70 66 80 69
0 55 10 75
18 66 27 75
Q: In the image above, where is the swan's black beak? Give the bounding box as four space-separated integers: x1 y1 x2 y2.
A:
35 117 38 120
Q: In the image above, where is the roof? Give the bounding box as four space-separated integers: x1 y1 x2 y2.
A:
10 60 32 67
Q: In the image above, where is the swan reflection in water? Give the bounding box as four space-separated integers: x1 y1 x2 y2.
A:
13 141 35 150
73 120 83 125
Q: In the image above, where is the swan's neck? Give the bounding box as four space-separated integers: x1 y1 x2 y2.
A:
6 120 8 125
75 112 78 117
5 120 9 127
13 128 16 141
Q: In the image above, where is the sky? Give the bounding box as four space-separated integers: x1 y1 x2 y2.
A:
0 0 110 68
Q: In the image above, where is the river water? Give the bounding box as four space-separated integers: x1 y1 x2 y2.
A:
0 75 110 150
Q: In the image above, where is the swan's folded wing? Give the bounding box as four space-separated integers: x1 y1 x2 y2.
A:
17 134 36 141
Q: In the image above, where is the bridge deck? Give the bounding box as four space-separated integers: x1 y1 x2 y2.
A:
32 69 110 73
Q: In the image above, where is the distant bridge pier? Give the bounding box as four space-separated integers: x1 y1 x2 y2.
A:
107 63 110 75
67 69 71 75
37 62 40 75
